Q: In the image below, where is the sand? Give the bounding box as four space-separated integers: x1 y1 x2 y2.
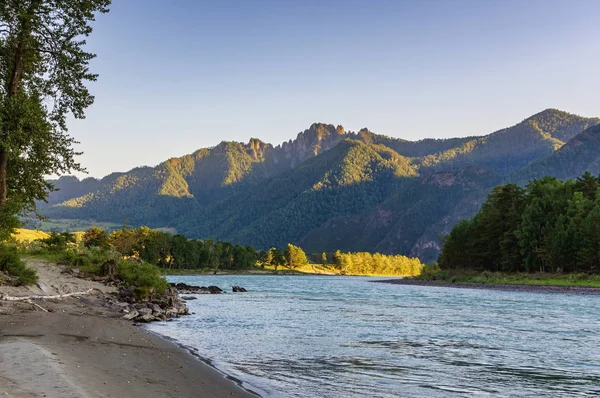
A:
0 261 258 397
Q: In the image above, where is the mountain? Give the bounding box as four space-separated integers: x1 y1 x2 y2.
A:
515 123 600 182
299 167 501 261
40 109 600 261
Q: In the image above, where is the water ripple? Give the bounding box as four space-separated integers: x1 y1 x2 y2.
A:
148 275 600 397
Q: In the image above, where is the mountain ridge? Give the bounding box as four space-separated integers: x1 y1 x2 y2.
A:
40 109 600 261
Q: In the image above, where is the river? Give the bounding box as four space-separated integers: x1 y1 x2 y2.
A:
147 275 600 397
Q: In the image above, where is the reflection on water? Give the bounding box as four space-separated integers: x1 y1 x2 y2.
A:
147 275 600 397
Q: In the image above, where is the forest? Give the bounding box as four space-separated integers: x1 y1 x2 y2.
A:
439 172 600 273
29 226 423 276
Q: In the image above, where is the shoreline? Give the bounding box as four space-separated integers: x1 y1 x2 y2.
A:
0 307 259 397
144 326 264 397
0 258 260 397
372 279 600 295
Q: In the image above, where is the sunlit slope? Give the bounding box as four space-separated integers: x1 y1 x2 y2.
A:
176 139 417 248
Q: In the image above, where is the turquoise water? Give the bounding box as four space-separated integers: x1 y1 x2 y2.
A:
147 275 600 397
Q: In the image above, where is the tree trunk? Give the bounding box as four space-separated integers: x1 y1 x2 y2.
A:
0 148 7 206
0 0 40 211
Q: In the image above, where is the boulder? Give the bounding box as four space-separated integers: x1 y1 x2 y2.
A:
232 286 247 292
207 285 223 294
136 313 156 323
122 310 139 320
138 307 153 316
181 296 197 301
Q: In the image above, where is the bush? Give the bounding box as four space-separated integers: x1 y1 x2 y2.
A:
39 232 76 252
0 245 38 285
118 259 169 298
82 227 110 249
416 262 442 280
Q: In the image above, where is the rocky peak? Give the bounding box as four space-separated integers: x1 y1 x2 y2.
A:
276 123 348 167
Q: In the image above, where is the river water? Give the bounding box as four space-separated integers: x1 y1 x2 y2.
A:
147 275 600 397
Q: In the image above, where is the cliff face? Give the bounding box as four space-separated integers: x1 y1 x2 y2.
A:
275 123 347 167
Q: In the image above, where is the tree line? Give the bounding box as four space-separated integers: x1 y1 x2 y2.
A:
333 250 423 276
439 172 600 273
37 226 423 276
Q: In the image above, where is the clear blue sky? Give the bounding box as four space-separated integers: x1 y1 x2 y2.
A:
70 0 600 178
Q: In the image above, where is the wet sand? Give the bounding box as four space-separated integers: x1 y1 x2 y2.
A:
0 306 258 397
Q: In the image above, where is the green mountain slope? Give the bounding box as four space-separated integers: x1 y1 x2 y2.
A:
175 139 417 248
515 124 600 182
300 167 500 262
40 109 600 261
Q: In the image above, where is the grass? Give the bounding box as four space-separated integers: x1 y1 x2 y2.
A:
21 218 177 235
20 243 168 297
414 268 600 288
13 228 50 242
0 245 38 285
22 218 123 233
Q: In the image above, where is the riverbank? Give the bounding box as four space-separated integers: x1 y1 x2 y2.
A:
0 261 257 397
372 278 600 295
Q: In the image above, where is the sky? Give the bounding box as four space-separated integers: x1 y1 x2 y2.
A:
69 0 600 178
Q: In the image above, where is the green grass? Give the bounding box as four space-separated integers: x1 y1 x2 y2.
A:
22 218 122 233
21 244 169 297
21 218 177 235
414 268 600 288
0 245 38 286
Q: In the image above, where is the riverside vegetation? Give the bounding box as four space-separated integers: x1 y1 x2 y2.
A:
1 226 423 290
415 172 600 288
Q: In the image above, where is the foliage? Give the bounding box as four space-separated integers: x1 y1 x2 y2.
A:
117 259 168 297
0 244 37 285
284 244 308 269
415 269 600 288
39 231 76 252
439 172 600 274
0 0 111 239
416 262 442 280
267 247 286 270
334 250 423 276
321 252 328 266
82 227 109 249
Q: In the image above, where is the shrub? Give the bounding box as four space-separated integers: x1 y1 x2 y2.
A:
416 262 442 280
82 227 110 249
117 259 169 298
0 245 38 285
39 232 76 252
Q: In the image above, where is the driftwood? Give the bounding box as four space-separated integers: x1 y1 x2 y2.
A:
0 288 96 301
27 301 49 312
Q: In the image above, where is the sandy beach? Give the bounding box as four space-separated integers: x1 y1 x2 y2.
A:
0 261 257 398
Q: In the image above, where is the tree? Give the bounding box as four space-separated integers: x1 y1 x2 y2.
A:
321 252 328 266
268 248 286 270
82 227 109 249
284 243 308 269
0 1 110 239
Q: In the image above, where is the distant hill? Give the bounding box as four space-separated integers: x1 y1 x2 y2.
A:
515 123 600 182
40 109 600 261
